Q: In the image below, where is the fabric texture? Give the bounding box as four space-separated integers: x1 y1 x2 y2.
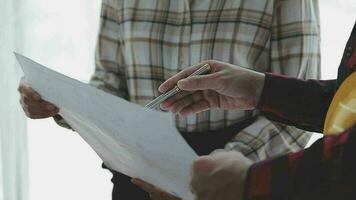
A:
246 21 356 200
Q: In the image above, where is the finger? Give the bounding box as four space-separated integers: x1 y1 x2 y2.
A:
159 63 205 93
21 97 58 111
192 156 215 174
25 113 57 119
177 73 219 92
27 104 59 115
160 91 192 110
169 92 204 114
18 81 41 100
190 156 216 192
24 107 59 119
23 106 59 119
178 100 211 117
20 99 59 119
21 94 53 106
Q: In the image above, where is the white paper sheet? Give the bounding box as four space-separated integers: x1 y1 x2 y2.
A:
15 53 197 200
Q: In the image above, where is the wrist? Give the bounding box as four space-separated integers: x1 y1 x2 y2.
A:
234 162 252 200
233 155 252 200
252 72 265 108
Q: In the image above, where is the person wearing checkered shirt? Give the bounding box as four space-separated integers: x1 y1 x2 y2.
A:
18 0 321 199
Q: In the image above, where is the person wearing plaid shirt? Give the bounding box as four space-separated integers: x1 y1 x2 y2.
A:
18 0 320 199
137 21 356 200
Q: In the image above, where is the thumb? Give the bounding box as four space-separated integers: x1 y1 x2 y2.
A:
190 156 215 192
177 74 218 91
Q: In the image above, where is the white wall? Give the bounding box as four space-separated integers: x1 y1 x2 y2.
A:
320 0 356 79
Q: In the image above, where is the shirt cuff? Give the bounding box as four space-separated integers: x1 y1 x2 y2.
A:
245 154 296 200
244 159 273 200
257 73 293 117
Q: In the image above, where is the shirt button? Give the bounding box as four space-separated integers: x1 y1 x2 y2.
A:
346 46 353 58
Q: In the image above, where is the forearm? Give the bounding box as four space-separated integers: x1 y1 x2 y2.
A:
257 73 336 132
260 0 324 132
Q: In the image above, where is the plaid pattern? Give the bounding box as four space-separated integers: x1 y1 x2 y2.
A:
247 127 356 200
224 116 312 161
57 0 321 161
246 22 356 199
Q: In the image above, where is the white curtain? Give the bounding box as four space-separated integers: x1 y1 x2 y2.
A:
0 0 29 199
1 0 102 199
18 1 106 200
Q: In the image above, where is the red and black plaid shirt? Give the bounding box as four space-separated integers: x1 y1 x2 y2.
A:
245 22 356 200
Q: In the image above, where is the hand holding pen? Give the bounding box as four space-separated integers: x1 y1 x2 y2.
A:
145 63 211 109
154 61 265 116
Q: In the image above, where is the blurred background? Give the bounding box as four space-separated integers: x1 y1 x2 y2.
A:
0 0 355 200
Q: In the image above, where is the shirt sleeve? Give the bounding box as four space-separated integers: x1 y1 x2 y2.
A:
89 2 129 99
224 116 313 161
269 0 320 79
258 73 337 133
53 1 128 129
245 125 356 200
223 0 321 161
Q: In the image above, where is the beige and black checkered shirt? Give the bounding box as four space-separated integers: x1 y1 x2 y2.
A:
57 0 321 161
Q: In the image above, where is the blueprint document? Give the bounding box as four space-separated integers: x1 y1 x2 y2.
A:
15 53 197 200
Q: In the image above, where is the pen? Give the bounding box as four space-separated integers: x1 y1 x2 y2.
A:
145 64 211 109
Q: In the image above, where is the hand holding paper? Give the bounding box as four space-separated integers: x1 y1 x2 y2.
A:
15 53 197 200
